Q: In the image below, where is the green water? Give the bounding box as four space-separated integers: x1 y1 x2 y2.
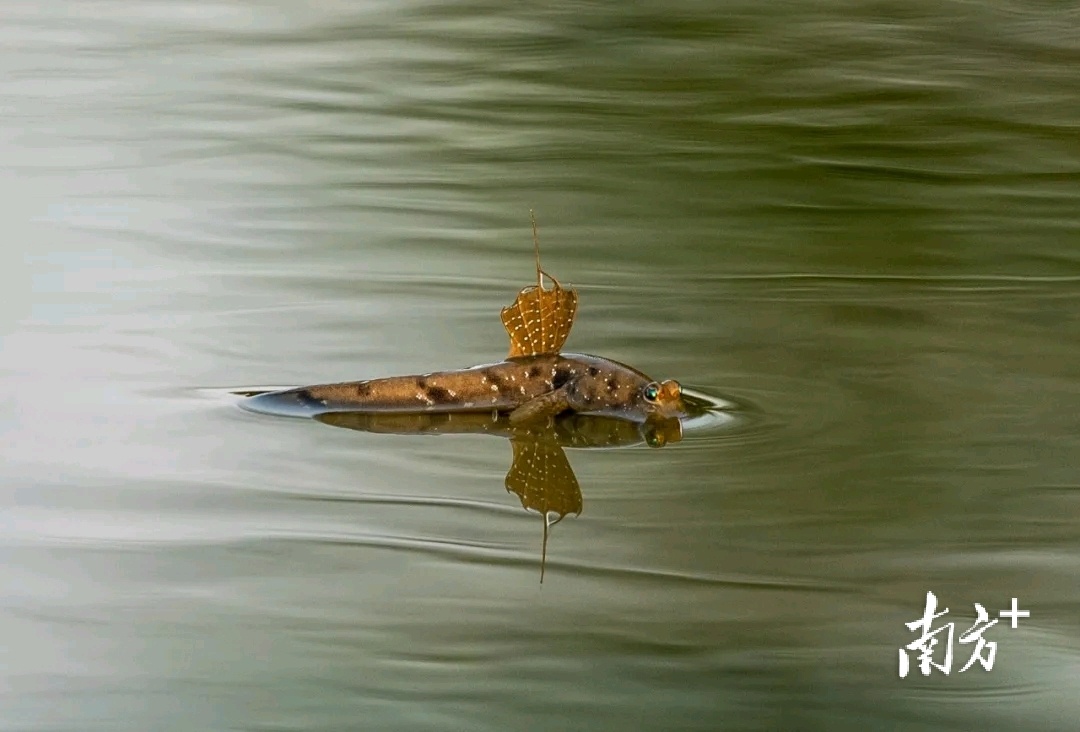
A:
4 2 1080 730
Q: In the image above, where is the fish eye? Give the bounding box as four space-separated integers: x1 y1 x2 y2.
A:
643 382 661 402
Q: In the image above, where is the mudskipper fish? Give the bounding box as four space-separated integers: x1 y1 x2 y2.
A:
242 213 694 581
244 214 688 426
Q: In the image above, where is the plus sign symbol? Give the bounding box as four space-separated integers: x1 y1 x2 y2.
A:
998 597 1030 629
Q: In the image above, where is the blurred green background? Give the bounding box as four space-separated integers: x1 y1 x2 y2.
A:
3 2 1079 730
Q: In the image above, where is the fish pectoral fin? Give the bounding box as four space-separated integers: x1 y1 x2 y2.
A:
508 388 571 425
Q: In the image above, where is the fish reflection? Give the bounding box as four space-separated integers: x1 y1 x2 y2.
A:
317 410 683 581
243 213 693 581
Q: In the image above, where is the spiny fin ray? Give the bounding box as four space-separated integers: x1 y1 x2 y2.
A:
500 211 578 357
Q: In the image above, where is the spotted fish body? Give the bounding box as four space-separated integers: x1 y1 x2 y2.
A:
244 352 686 423
246 220 687 424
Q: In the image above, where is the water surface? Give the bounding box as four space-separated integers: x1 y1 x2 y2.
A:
4 2 1080 730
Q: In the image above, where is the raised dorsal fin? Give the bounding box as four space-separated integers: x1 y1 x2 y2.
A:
500 211 578 357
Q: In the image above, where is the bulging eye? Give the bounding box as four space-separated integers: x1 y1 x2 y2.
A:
643 382 661 402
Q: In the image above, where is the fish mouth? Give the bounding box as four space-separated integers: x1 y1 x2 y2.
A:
646 396 692 422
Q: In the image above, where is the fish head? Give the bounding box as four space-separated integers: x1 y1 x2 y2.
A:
638 378 689 421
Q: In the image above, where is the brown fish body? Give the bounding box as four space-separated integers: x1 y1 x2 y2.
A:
245 216 687 424
244 352 685 422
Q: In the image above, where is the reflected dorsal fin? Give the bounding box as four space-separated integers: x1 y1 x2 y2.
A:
504 431 583 582
500 211 578 357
